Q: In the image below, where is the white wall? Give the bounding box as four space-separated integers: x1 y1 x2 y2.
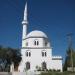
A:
18 48 52 72
50 59 63 72
19 37 62 72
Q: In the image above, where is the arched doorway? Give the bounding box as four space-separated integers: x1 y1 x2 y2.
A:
26 62 30 70
42 62 47 70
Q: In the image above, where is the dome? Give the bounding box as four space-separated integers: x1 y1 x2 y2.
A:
26 30 48 38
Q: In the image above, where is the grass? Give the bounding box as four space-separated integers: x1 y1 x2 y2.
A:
40 71 75 75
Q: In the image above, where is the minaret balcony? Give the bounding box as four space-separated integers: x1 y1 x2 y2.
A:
22 20 28 25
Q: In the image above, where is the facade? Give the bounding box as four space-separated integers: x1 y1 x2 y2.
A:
18 3 63 72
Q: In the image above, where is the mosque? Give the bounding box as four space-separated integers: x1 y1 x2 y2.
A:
18 2 63 72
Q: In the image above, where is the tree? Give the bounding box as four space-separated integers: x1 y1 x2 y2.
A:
63 48 75 71
0 46 21 72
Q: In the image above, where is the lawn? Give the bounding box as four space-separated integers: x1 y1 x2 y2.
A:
40 71 75 75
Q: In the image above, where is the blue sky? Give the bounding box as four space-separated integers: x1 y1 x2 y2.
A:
0 0 75 62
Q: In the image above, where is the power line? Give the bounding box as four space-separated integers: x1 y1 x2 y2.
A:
6 0 49 31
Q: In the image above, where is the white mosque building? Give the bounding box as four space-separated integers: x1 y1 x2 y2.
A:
18 3 63 72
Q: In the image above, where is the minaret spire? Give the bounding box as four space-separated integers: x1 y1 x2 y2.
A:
22 2 28 24
22 2 28 47
24 2 27 21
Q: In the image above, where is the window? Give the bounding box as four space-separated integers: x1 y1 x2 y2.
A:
26 50 31 57
44 38 48 46
42 62 46 70
42 51 47 57
34 41 36 45
29 52 31 56
45 42 47 46
42 52 44 57
34 40 39 46
26 62 30 70
45 52 46 56
26 52 28 56
26 42 28 46
37 41 39 45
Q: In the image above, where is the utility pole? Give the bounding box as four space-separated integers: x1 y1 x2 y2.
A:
67 33 73 72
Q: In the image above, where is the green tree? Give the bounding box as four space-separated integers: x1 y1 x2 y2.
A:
63 48 75 71
0 46 21 72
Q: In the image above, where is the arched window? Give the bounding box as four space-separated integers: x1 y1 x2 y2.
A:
37 41 39 45
34 41 36 45
42 52 44 57
42 50 47 57
26 52 28 56
34 39 39 46
26 62 30 70
45 52 46 56
45 42 47 46
26 50 31 57
42 62 46 70
29 52 31 56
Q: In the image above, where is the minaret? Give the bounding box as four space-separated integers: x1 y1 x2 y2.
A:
22 2 28 47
